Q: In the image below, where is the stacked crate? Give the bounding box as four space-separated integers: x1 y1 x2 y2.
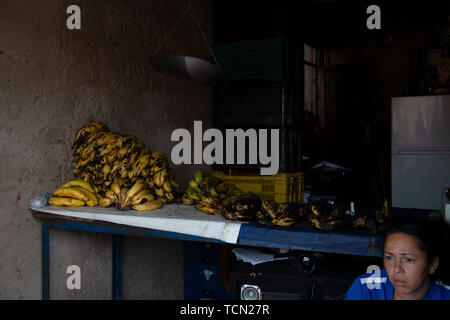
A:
212 37 304 203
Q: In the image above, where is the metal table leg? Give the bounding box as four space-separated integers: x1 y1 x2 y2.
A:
42 223 50 300
112 234 123 300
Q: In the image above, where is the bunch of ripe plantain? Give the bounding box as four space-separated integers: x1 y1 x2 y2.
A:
182 169 263 222
298 199 391 233
183 169 226 214
256 200 297 227
298 200 346 231
352 199 391 234
221 192 261 222
182 170 222 204
49 179 100 207
182 170 245 218
72 122 179 204
144 152 180 204
98 178 163 211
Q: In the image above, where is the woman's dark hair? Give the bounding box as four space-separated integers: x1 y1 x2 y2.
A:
382 219 450 283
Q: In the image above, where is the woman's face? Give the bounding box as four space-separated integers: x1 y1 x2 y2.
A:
383 233 438 299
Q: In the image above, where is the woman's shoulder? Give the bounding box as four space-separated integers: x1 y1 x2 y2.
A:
345 268 391 300
355 268 389 288
430 280 450 300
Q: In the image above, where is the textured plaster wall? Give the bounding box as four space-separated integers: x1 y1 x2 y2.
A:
0 0 212 299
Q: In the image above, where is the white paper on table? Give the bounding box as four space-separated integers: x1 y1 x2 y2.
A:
29 203 244 244
232 248 288 265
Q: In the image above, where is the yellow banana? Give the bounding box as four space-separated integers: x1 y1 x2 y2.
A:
127 166 137 181
194 170 204 184
271 216 296 227
261 200 278 219
96 132 115 146
276 203 290 218
99 197 114 208
195 202 210 213
53 187 91 203
162 181 172 193
146 177 155 189
201 195 217 205
132 188 151 199
123 179 147 205
186 187 200 201
118 187 129 209
154 188 165 198
170 179 179 189
154 152 166 158
120 187 128 200
102 164 111 180
194 202 222 216
130 192 155 205
311 205 320 217
141 167 150 178
80 172 91 184
68 186 97 206
49 196 85 207
130 192 156 205
257 211 273 226
182 194 195 205
74 122 108 144
189 180 202 194
111 183 121 197
132 200 163 211
165 192 174 202
159 197 168 204
127 151 140 169
153 171 163 187
134 155 151 175
110 161 121 177
105 190 118 202
74 153 92 168
85 192 98 207
120 166 128 179
60 179 95 193
117 147 128 159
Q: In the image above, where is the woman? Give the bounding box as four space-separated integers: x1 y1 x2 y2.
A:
346 220 450 300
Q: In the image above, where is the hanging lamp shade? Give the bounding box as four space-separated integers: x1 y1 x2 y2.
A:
150 54 226 86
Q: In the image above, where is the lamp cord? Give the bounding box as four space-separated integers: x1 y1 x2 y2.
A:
188 0 222 68
154 2 191 55
154 0 221 68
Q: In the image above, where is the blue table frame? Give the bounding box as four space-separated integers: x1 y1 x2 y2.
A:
32 210 383 300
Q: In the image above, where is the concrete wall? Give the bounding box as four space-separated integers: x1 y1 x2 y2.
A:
0 0 212 299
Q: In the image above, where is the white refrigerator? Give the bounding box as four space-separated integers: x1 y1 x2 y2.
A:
391 94 450 210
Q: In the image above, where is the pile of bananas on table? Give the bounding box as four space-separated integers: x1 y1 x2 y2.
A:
256 200 298 227
351 199 391 234
221 192 262 222
182 169 244 218
98 178 163 211
48 122 179 211
298 200 346 231
298 199 391 234
71 122 179 208
49 178 163 211
182 169 260 221
49 179 100 207
182 170 298 227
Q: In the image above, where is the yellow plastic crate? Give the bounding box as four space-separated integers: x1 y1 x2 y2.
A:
214 170 304 204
